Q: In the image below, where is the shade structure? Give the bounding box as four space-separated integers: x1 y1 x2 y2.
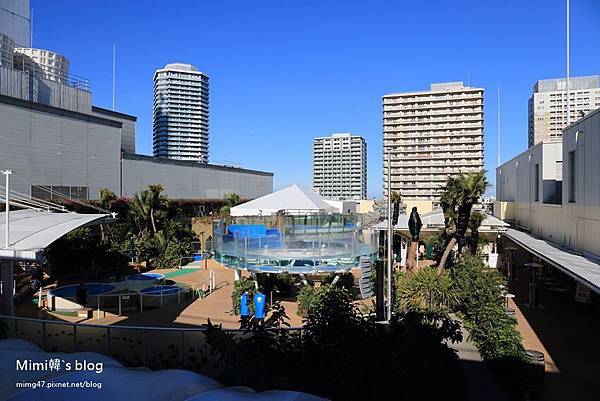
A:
505 228 600 294
230 185 337 216
0 209 111 261
372 208 509 234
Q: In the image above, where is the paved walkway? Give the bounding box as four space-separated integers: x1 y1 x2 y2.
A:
89 260 304 328
508 262 600 401
449 325 512 401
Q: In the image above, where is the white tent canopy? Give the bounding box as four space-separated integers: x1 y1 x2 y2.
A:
0 209 111 261
230 185 337 216
373 208 509 233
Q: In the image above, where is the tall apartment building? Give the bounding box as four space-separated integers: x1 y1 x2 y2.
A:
528 75 600 147
153 63 209 162
313 133 367 200
383 82 484 206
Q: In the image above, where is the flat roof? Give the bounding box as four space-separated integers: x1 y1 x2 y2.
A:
0 94 123 128
122 152 273 177
91 106 137 122
506 228 600 294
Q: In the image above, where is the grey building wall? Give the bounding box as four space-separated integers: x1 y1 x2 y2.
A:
0 0 30 48
122 154 273 200
0 95 122 198
91 106 136 153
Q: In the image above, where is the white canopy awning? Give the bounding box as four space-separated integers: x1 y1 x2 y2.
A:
0 209 111 261
506 228 600 294
373 208 509 233
230 185 337 216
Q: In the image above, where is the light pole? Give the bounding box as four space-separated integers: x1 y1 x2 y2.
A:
566 0 570 125
1 169 14 317
2 170 12 249
386 153 393 321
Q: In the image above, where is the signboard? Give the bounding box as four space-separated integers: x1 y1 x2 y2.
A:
574 283 591 304
488 253 499 268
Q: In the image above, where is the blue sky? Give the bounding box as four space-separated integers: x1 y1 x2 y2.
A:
31 0 600 198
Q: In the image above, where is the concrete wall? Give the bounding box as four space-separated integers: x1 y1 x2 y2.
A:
91 106 136 153
0 96 122 198
561 109 600 256
495 110 600 256
122 155 273 200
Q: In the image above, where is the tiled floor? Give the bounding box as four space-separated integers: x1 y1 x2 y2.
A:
509 267 600 401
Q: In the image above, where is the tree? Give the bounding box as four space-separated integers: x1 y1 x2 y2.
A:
467 210 485 255
129 185 168 234
223 192 241 207
395 267 457 315
438 171 489 270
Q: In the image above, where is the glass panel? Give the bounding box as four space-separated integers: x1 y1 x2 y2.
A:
109 327 145 367
45 322 75 353
14 319 44 348
145 329 183 369
76 325 109 355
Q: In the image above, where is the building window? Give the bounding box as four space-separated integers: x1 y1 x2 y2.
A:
534 163 540 202
568 151 576 203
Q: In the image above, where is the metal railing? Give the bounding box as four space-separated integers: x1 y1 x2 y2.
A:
0 314 302 370
42 270 218 319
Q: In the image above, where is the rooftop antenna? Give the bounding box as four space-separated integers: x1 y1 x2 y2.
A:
566 0 570 126
497 87 501 167
112 43 116 111
30 7 33 47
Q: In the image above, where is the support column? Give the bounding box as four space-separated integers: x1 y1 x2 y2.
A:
2 260 14 316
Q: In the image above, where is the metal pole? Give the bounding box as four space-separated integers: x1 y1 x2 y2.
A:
3 170 12 249
566 0 570 126
387 152 393 321
118 295 122 316
112 43 116 111
497 87 501 167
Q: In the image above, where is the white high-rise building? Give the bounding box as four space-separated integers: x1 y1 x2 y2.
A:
528 75 600 147
383 82 484 206
312 133 367 200
153 63 209 162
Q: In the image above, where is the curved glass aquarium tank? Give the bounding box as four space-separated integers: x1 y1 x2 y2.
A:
213 213 377 274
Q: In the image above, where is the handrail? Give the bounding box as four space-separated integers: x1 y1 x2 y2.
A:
0 314 303 332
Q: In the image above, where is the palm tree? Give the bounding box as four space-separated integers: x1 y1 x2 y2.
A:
438 171 489 270
467 210 485 255
395 267 457 315
223 192 241 208
129 185 168 235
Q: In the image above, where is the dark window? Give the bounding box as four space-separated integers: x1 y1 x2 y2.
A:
534 164 540 202
568 151 576 203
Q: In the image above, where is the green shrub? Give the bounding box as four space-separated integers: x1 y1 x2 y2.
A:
395 267 457 315
231 277 256 315
451 254 527 387
256 273 295 298
322 272 355 292
296 285 319 316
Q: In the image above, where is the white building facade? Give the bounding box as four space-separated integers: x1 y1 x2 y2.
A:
383 82 484 206
153 63 210 162
528 75 600 147
496 108 600 257
312 133 367 200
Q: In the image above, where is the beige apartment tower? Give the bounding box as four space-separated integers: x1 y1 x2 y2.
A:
528 75 600 147
313 133 367 200
383 82 484 205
